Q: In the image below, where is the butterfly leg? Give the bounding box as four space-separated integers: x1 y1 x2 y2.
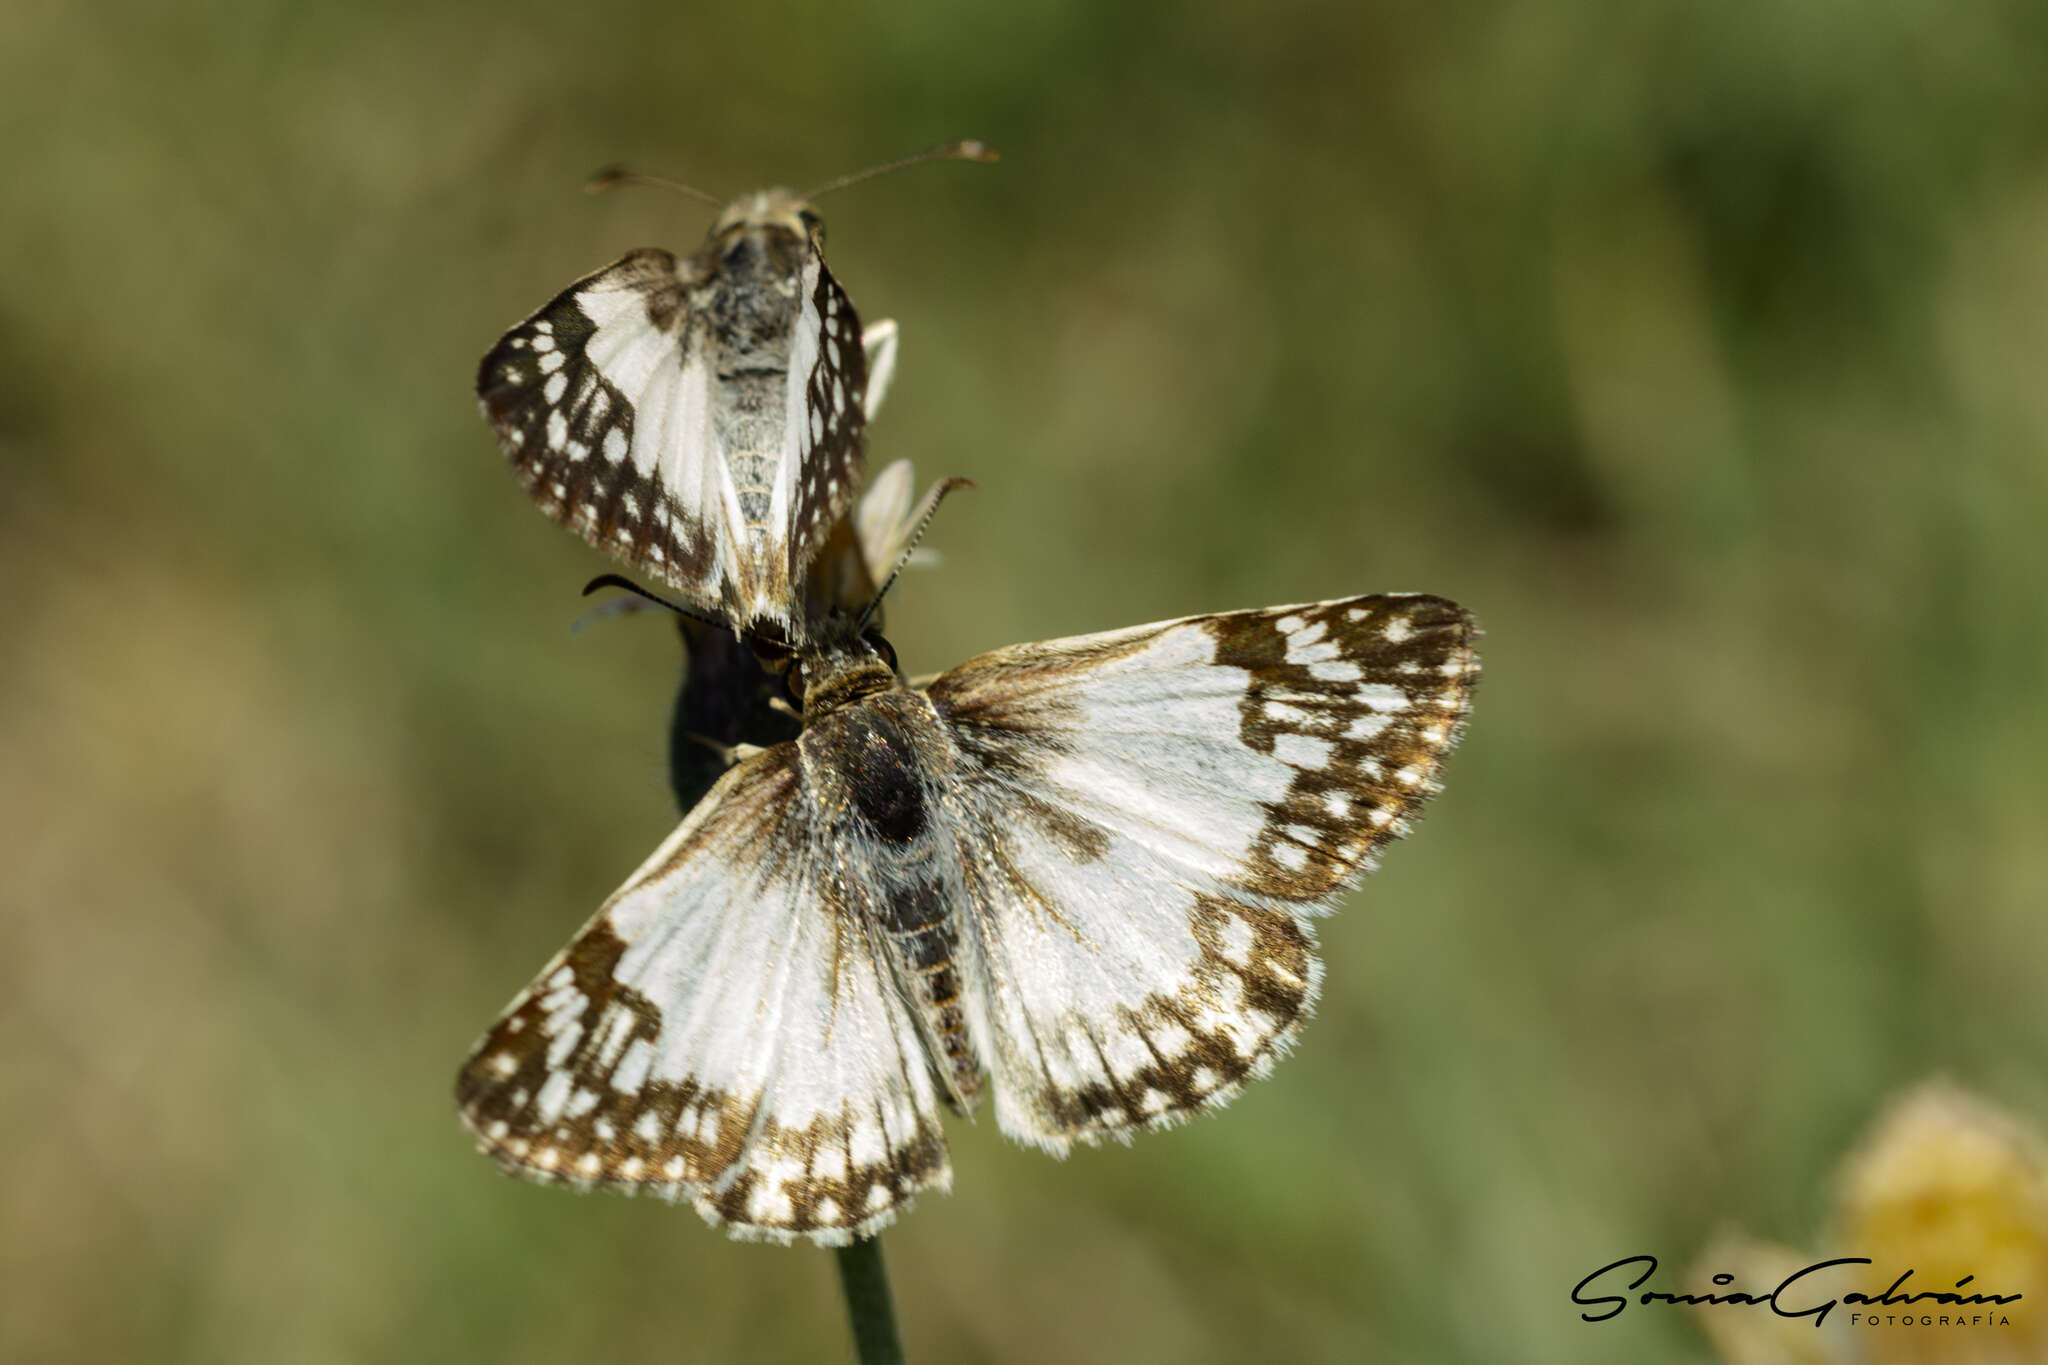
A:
678 732 769 768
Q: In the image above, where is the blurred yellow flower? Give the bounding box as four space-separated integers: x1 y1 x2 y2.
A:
1694 1082 2048 1365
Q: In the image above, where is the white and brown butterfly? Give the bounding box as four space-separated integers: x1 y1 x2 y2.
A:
475 142 990 637
456 558 1481 1245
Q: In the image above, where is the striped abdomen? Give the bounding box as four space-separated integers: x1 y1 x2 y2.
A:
808 698 984 1108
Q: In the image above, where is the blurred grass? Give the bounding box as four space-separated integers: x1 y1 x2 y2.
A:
4 0 2048 1361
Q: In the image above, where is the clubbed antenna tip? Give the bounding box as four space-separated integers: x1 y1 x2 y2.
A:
805 140 1001 200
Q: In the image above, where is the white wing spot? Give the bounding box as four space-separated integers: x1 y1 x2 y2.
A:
1217 915 1255 965
848 1120 885 1166
1358 684 1410 711
1349 714 1391 741
543 372 568 405
1151 1021 1195 1058
1104 1028 1153 1082
1265 700 1317 727
1382 616 1414 643
535 1070 574 1124
1273 732 1333 770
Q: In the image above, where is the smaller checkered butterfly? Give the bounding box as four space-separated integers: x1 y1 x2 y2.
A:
476 141 993 637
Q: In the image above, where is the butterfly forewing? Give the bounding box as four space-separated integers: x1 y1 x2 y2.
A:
479 250 730 593
477 209 872 633
924 593 1478 1148
774 264 869 590
455 746 951 1245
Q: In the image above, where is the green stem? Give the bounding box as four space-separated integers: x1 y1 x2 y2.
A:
834 1235 905 1365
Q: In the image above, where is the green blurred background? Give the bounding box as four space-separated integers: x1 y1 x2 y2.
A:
5 1 2047 1361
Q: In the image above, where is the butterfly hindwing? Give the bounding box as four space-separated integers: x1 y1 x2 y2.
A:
455 745 951 1244
924 593 1479 1147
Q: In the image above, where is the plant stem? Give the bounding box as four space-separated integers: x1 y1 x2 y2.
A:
834 1235 905 1365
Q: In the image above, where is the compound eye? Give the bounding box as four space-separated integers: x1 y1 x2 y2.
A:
864 630 899 673
785 661 808 704
798 209 825 246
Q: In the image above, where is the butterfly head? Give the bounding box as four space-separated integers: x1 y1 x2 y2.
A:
705 190 826 268
750 614 900 721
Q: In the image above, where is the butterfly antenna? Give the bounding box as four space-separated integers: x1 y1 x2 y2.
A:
581 574 731 631
855 477 974 633
570 593 659 634
584 165 726 209
803 139 999 201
